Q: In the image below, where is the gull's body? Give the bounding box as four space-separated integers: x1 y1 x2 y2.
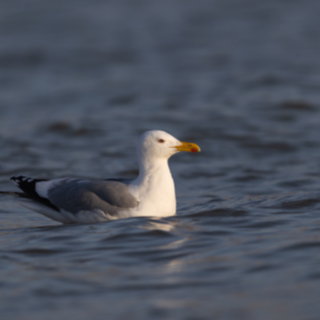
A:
0 130 200 224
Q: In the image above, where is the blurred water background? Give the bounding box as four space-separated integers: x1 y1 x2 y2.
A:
1 0 320 319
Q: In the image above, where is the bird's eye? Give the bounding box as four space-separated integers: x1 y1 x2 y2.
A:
158 139 165 143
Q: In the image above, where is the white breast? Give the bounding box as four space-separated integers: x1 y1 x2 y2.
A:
128 161 176 218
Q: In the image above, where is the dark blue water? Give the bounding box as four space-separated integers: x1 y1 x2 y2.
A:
1 0 320 319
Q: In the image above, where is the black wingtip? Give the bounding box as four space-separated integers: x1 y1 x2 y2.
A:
11 175 23 180
10 175 29 185
9 175 59 212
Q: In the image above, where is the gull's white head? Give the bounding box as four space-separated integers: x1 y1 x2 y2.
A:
138 130 200 160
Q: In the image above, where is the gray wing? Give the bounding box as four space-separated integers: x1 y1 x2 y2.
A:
48 179 138 216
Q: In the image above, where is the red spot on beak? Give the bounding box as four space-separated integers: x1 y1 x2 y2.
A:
191 148 198 153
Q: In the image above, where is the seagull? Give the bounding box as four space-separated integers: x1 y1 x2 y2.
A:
0 130 200 224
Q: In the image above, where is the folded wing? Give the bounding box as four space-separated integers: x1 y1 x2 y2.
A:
10 176 138 223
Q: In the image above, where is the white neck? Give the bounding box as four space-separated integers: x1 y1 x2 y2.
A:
129 155 176 217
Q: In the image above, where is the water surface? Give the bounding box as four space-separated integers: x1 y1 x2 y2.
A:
1 0 320 319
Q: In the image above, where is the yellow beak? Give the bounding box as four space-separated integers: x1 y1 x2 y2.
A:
174 141 201 153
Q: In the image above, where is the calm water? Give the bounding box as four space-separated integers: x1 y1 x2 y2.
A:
1 0 320 319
